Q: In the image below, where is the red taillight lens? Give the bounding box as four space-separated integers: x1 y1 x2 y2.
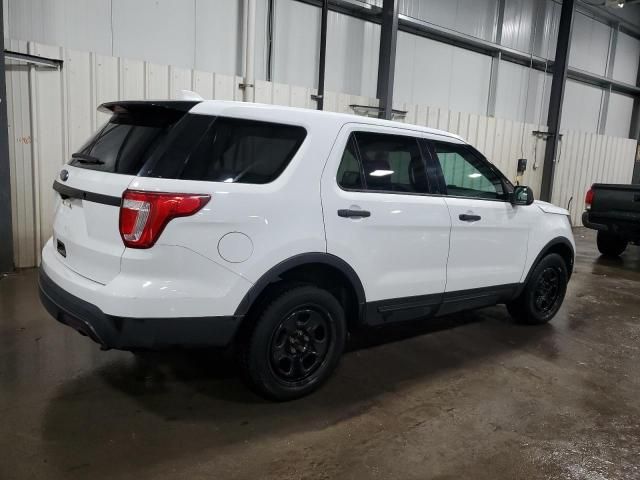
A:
585 186 594 210
119 190 210 248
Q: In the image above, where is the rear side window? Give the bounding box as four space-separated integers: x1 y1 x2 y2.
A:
337 132 429 194
142 116 306 184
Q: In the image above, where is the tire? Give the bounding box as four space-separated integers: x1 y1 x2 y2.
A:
597 231 627 257
507 253 568 325
238 284 346 401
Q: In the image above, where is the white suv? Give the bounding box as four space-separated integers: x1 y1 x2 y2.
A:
40 100 575 400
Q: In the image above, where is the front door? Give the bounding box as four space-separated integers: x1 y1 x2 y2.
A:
425 140 531 294
321 125 451 325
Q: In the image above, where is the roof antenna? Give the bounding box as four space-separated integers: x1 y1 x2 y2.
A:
177 90 203 101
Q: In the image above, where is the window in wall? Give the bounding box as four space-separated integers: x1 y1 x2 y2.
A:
347 132 429 193
431 142 505 200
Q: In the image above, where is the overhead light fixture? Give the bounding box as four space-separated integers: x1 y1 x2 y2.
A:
369 170 394 177
468 173 482 178
618 0 625 7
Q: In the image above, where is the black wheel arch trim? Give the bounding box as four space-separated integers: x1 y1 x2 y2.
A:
234 252 366 318
517 236 575 296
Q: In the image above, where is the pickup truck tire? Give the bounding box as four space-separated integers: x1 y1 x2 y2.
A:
238 284 346 401
507 253 568 325
596 231 628 257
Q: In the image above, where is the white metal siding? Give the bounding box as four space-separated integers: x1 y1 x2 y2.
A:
495 60 551 125
398 0 498 42
612 31 640 85
569 12 611 77
394 31 492 116
561 79 603 134
605 92 635 139
502 0 559 59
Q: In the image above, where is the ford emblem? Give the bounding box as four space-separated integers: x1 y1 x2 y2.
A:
60 169 69 182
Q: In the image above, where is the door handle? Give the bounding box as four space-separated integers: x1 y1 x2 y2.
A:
459 213 481 222
338 209 371 218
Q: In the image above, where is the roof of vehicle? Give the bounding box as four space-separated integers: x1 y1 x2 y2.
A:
189 100 466 142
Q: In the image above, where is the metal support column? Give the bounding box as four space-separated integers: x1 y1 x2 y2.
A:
539 0 575 202
487 0 505 117
630 58 640 141
0 1 14 273
376 0 399 120
598 24 618 135
316 0 329 110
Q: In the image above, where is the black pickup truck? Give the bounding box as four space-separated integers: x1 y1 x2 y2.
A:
582 183 640 257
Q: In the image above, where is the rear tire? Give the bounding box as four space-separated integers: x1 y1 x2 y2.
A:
597 231 627 257
507 253 568 325
238 284 346 401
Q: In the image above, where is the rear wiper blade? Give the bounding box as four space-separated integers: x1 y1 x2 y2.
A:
72 153 105 165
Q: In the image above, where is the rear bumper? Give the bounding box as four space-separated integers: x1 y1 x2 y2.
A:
39 267 241 350
582 212 640 240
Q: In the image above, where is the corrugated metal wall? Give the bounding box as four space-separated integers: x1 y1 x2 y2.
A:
5 39 638 267
552 132 637 225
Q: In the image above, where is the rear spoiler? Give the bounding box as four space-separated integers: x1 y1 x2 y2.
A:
98 100 200 115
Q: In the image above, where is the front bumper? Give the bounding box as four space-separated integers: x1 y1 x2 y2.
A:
39 267 241 350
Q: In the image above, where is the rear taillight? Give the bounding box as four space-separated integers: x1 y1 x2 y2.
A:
585 186 594 210
119 190 210 248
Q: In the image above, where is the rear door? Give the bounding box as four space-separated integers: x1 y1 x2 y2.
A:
424 139 530 294
51 101 196 284
321 125 451 325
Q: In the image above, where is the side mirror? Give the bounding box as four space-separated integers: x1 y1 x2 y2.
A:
511 185 534 206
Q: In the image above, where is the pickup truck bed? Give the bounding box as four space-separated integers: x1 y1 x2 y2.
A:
582 183 640 257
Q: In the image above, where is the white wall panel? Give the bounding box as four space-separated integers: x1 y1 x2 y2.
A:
613 32 640 85
569 12 610 77
394 32 492 115
6 0 112 55
193 0 243 76
561 79 602 134
399 0 497 41
272 0 319 89
325 12 380 98
495 60 551 125
605 92 634 139
112 0 195 69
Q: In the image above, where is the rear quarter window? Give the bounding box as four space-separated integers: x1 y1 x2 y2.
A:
141 116 307 184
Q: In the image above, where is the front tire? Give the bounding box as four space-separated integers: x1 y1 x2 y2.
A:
597 231 627 257
507 253 568 325
238 285 346 401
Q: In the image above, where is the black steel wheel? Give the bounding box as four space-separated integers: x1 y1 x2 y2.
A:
269 307 332 383
238 284 346 401
532 266 561 315
507 253 568 325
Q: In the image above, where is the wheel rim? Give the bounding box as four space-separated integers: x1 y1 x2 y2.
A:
533 267 561 314
269 306 332 383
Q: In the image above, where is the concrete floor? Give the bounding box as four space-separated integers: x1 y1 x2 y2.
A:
1 228 639 480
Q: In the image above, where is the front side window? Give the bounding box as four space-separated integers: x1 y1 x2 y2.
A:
432 142 505 200
336 132 429 194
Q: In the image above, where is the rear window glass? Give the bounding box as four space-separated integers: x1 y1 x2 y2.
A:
141 116 306 184
70 106 187 174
